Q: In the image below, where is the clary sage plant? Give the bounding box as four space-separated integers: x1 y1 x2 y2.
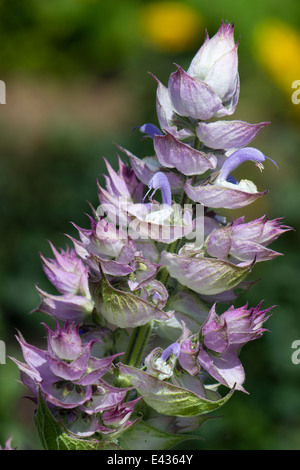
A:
10 21 290 450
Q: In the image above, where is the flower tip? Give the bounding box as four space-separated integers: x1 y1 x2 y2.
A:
219 19 235 35
29 306 39 315
14 329 25 343
147 71 160 84
172 62 183 73
138 123 162 139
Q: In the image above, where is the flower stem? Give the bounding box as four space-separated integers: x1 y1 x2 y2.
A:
122 321 153 367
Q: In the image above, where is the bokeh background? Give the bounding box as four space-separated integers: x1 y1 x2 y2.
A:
0 0 300 450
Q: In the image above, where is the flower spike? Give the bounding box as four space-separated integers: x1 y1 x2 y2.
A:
11 20 290 451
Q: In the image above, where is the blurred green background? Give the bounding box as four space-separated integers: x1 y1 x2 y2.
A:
0 0 300 450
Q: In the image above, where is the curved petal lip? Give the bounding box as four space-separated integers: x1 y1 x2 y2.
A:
184 181 268 209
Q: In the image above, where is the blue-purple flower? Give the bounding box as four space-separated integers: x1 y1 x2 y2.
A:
184 147 272 209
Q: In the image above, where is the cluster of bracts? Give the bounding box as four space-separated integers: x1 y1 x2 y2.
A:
10 22 290 448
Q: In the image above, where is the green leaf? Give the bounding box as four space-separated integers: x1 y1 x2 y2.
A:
118 420 199 450
34 389 100 450
119 364 234 417
89 272 170 328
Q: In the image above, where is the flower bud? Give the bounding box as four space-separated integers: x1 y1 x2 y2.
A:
168 21 240 120
187 21 239 104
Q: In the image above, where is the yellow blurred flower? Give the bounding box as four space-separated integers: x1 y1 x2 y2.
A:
253 19 300 93
139 1 202 52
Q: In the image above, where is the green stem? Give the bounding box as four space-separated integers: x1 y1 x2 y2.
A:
122 321 153 367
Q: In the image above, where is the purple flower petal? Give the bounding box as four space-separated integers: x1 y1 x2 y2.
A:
160 342 181 362
80 381 129 415
48 356 86 382
103 157 143 201
168 65 223 120
196 120 270 150
146 172 172 206
41 381 92 409
41 243 89 296
117 144 184 192
45 322 83 361
197 344 246 392
187 21 240 112
178 332 200 376
217 147 275 182
128 252 160 291
138 123 162 138
219 302 273 349
34 287 94 322
204 46 239 102
230 216 292 244
206 217 284 262
188 21 236 80
160 250 254 296
153 76 194 140
184 179 267 209
102 397 141 429
201 304 229 353
153 132 217 176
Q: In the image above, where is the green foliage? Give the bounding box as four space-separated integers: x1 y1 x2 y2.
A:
119 420 199 450
0 0 141 76
34 389 100 450
91 272 168 328
119 365 235 417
